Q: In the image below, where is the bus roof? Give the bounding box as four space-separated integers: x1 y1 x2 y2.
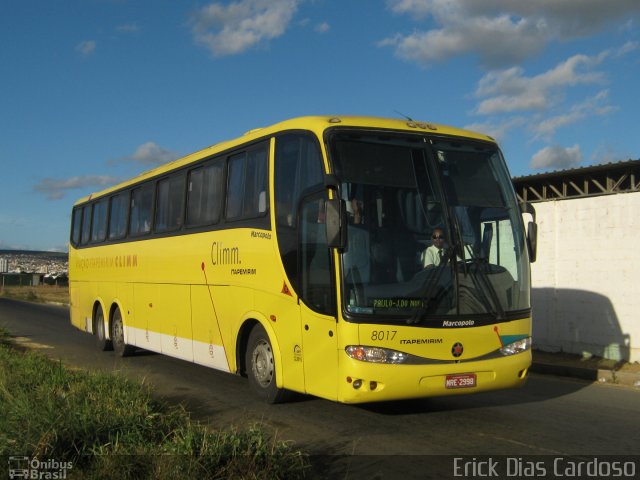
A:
73 115 496 205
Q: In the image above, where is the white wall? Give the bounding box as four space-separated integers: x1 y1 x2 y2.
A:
531 191 639 362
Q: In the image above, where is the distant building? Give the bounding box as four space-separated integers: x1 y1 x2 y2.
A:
513 159 640 362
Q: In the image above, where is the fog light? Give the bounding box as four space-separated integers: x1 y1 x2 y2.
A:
370 381 377 391
353 379 362 389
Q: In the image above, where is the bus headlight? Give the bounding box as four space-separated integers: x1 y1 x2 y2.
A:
500 337 532 356
345 345 410 364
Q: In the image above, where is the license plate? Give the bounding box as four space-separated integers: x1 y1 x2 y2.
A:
445 373 477 389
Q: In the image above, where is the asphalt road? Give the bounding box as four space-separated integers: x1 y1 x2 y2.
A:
1 298 639 478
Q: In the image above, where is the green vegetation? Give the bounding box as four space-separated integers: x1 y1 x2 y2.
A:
0 328 308 479
0 285 69 305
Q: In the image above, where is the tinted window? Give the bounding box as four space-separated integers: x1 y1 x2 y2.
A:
81 206 92 244
226 153 245 219
129 184 154 236
71 208 82 245
187 161 224 226
225 144 269 220
300 193 333 314
155 175 185 232
274 134 324 292
91 199 108 243
244 148 268 217
108 192 129 240
275 134 324 228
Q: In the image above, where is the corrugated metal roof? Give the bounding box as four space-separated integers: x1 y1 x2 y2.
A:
513 159 640 182
512 158 640 202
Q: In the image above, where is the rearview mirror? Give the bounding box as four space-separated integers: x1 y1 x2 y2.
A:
520 202 537 263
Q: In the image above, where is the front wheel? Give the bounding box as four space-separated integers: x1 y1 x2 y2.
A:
111 307 136 357
245 324 291 404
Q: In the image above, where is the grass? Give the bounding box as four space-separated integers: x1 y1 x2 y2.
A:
0 285 69 305
0 327 308 479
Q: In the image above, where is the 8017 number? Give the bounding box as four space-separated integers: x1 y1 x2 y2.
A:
370 330 397 341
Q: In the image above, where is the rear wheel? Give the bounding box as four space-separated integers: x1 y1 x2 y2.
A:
245 324 291 404
111 307 136 357
93 306 112 351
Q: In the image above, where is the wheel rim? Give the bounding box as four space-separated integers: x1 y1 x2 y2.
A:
251 340 274 388
113 311 124 347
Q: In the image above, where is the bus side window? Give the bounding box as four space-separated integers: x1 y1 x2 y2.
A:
244 148 268 217
225 143 269 221
71 208 82 245
155 175 185 232
108 192 129 240
187 161 224 227
129 184 154 236
81 206 92 245
226 153 245 220
91 198 108 243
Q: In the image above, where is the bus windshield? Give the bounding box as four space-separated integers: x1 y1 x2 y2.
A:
329 132 531 324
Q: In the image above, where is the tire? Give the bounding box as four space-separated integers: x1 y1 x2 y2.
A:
94 305 113 351
111 306 136 357
245 324 291 404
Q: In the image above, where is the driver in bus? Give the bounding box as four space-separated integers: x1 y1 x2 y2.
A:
423 228 446 269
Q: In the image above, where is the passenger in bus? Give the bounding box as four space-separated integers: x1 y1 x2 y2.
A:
423 228 446 268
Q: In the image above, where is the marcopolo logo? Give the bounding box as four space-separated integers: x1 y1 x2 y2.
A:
8 457 72 479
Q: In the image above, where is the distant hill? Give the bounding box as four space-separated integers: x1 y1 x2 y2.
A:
0 250 68 258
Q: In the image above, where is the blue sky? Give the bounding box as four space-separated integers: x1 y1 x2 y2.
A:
1 0 639 252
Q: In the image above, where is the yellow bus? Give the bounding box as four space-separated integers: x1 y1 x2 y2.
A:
69 116 537 404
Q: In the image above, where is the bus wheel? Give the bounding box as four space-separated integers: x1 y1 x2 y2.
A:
246 324 291 404
94 306 113 351
111 307 135 357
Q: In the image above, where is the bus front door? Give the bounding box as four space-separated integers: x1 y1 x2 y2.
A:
299 197 338 400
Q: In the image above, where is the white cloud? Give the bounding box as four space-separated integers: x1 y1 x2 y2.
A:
112 142 180 166
474 52 607 115
192 0 299 57
613 40 640 57
383 0 640 67
315 22 330 34
75 40 96 57
530 144 583 170
382 14 548 67
34 175 119 200
530 90 617 141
